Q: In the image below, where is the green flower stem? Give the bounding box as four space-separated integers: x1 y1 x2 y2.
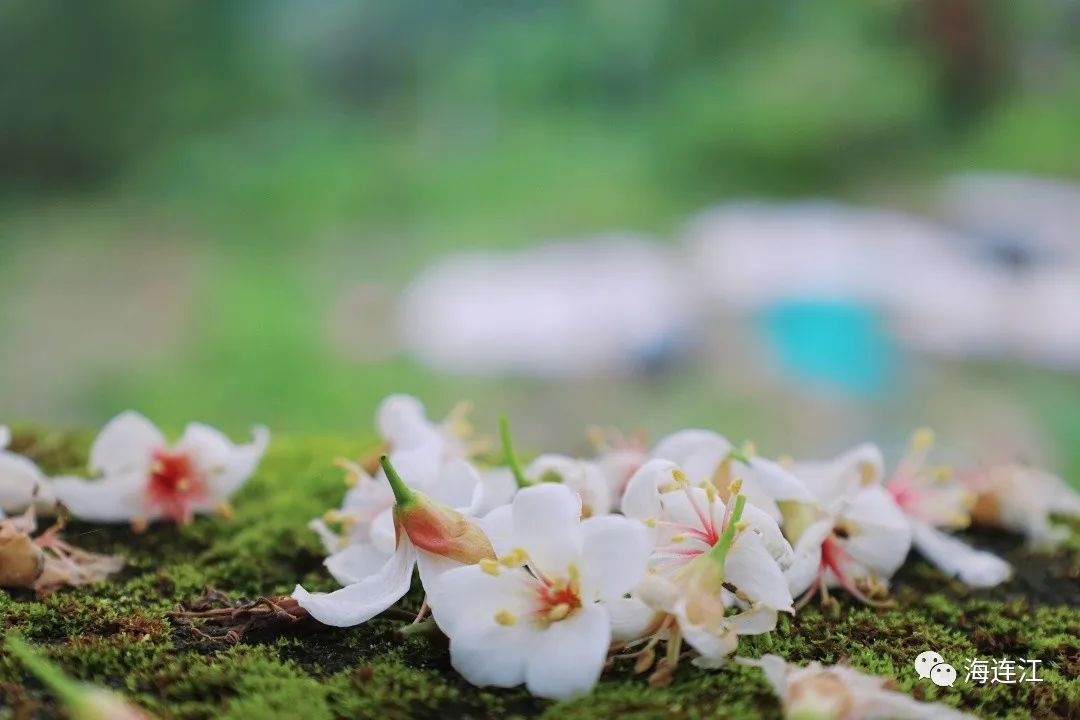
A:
5 634 87 709
499 416 529 489
708 493 747 567
380 455 416 508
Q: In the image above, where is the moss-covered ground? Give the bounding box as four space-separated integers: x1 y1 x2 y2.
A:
1 430 1077 719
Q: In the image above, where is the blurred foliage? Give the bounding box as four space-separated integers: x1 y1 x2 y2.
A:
1 0 1077 197
0 0 1079 460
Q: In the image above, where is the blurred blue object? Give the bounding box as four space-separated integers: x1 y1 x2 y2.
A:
758 300 895 396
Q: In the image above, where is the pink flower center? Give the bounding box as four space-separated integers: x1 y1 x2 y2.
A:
147 450 206 523
533 577 583 624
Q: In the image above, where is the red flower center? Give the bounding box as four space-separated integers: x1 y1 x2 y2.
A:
147 449 206 523
535 577 583 624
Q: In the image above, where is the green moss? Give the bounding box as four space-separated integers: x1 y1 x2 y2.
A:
2 429 1077 719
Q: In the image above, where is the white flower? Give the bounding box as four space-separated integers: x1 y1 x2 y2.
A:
884 429 1010 588
620 460 794 669
429 483 649 700
649 429 814 521
786 447 912 606
310 405 514 589
51 412 269 527
523 454 613 518
964 463 1080 546
0 426 57 515
294 456 497 628
586 426 648 506
740 654 975 720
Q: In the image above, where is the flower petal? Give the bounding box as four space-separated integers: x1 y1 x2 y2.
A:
293 537 416 627
89 411 164 477
740 502 795 570
578 515 649 600
650 429 731 466
476 504 514 557
839 487 912 579
51 475 147 523
213 426 270 500
511 483 582 576
724 529 794 612
910 521 1011 588
376 394 442 450
429 459 481 510
468 467 518 516
0 451 51 513
608 595 660 643
620 458 677 521
324 542 395 586
525 604 610 700
784 519 831 597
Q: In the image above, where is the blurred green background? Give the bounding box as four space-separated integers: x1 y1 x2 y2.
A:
1 0 1079 476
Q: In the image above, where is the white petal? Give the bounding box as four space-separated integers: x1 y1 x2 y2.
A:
429 459 481 510
677 607 739 663
309 518 343 555
51 475 148 523
376 394 442 450
840 487 912 579
525 604 610 700
0 426 10 448
724 530 794 612
578 515 649 600
784 519 831 597
736 654 790 697
476 504 514 557
324 542 395 586
608 596 660 643
369 508 397 555
740 502 795 570
176 422 234 477
293 538 416 627
382 443 441 493
429 564 535 638
650 429 731 465
511 483 582 576
620 458 677 521
415 548 464 595
0 450 50 513
430 564 537 689
89 411 164 477
744 457 815 503
910 521 1011 588
468 467 518 516
725 603 779 635
213 426 270 500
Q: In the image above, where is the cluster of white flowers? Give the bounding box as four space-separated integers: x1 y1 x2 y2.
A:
2 399 1077 714
291 395 1078 705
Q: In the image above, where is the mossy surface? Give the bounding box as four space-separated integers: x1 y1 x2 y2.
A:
2 430 1078 720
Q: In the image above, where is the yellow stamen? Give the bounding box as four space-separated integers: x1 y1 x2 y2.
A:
546 603 571 622
741 441 757 458
728 478 743 496
494 609 517 626
499 548 529 567
175 477 191 493
703 482 718 504
671 469 689 486
670 533 686 544
643 517 657 528
480 559 501 576
931 465 953 483
735 520 748 532
216 501 234 520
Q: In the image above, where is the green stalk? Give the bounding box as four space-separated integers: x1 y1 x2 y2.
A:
499 416 529 489
5 634 88 709
707 493 747 567
380 455 416 508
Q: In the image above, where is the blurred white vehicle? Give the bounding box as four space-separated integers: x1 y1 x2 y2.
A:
398 235 696 377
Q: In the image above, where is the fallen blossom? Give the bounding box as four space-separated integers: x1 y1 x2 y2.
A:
885 429 1011 588
739 653 975 720
963 462 1080 546
294 455 496 627
0 425 57 515
429 483 649 699
51 411 269 527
